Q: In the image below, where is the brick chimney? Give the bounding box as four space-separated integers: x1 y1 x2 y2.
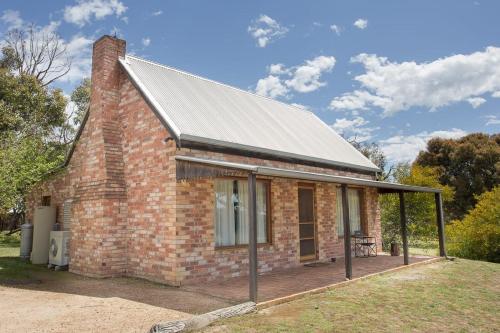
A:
90 36 127 185
70 35 128 277
90 35 126 121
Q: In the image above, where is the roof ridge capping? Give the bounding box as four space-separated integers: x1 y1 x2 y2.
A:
123 54 314 115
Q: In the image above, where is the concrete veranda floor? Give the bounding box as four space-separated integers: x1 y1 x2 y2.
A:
182 254 431 303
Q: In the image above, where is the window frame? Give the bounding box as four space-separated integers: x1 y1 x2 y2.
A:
214 177 272 250
336 186 366 238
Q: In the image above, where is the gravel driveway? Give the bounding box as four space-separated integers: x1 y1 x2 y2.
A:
0 259 234 333
0 286 190 333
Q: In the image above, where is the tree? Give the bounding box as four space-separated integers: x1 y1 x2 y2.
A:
0 24 71 86
380 163 454 249
57 78 91 145
349 140 392 180
70 77 91 127
415 133 500 220
0 135 64 227
0 68 66 139
447 187 500 262
0 68 67 229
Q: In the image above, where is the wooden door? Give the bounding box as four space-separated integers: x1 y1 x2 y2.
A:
298 186 316 261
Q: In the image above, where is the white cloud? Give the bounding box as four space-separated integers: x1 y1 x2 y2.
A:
467 97 486 108
141 37 151 47
248 14 288 48
62 34 93 83
255 75 289 99
353 18 368 29
64 0 127 27
109 26 123 38
330 24 342 36
484 115 500 126
255 56 336 98
491 91 500 98
331 116 379 142
330 47 500 116
1 10 23 29
380 128 467 163
330 90 391 111
291 103 310 111
268 63 290 75
152 10 163 16
285 56 336 93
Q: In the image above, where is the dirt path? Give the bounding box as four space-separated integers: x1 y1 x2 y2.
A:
0 286 190 333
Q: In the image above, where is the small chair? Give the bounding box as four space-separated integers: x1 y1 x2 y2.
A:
352 231 377 258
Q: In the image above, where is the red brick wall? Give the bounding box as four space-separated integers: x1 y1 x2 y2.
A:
117 66 178 284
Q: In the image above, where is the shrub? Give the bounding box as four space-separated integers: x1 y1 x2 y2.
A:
446 187 500 262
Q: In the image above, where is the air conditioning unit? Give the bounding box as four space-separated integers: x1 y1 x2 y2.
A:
48 231 70 268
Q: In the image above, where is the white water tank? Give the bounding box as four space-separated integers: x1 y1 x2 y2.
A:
31 206 56 264
20 223 33 259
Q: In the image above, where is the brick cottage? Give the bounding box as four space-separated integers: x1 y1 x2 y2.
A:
26 36 446 297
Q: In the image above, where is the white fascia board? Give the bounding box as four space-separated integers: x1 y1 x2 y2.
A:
119 57 182 138
175 155 259 172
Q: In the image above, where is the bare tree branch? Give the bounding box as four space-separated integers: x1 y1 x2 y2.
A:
1 24 72 86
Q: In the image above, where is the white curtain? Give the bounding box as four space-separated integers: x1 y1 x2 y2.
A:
336 187 344 236
256 182 268 243
336 187 361 236
214 179 268 246
215 180 235 246
236 180 249 244
348 189 361 234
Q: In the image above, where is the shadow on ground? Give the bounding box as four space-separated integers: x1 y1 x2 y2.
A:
0 256 234 314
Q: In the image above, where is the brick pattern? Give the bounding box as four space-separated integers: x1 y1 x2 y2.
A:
184 256 428 303
26 35 382 287
118 71 177 284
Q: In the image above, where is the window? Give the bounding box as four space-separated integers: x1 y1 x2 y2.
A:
336 188 362 236
41 196 51 206
214 179 269 247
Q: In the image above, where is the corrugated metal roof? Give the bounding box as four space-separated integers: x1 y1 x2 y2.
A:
119 55 380 172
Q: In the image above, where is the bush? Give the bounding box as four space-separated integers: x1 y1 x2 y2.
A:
446 187 500 262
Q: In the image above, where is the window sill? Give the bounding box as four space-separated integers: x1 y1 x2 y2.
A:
215 243 272 251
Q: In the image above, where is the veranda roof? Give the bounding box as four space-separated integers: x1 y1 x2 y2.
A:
176 155 441 194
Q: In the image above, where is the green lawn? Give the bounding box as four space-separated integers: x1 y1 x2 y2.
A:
409 246 439 256
204 259 500 333
0 231 51 282
0 231 20 257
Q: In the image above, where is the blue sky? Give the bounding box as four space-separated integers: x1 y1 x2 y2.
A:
1 0 499 164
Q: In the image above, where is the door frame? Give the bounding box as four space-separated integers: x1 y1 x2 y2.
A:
298 183 318 262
